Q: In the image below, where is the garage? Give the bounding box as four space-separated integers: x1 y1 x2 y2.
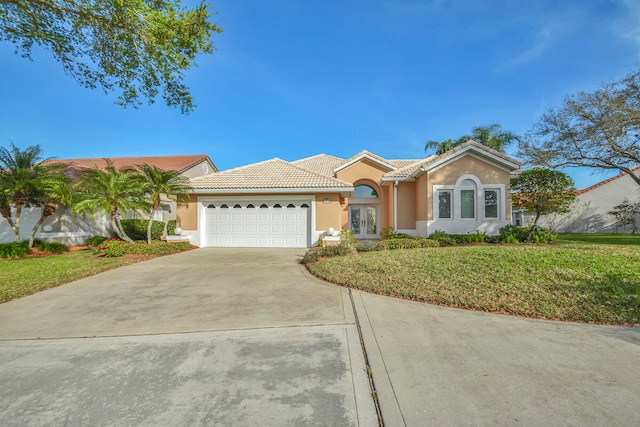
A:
202 200 311 248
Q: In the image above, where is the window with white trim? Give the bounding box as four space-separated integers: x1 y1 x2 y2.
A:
484 189 499 219
438 190 452 219
460 179 476 219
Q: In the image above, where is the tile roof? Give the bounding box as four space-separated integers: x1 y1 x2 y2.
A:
291 154 345 177
576 166 640 194
47 155 215 175
190 158 352 190
382 156 437 178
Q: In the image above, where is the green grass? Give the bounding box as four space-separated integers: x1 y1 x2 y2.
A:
557 233 640 245
0 250 139 303
307 241 640 325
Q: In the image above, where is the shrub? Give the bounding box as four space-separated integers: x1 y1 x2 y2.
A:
382 238 439 250
167 220 177 236
86 235 108 247
484 235 502 244
340 229 356 249
301 242 355 263
428 229 449 240
499 225 529 242
356 240 385 252
33 240 67 254
447 234 470 244
0 241 30 258
435 236 457 246
465 231 487 243
387 232 416 240
96 238 129 257
498 225 558 243
124 241 192 255
380 227 395 240
504 235 519 244
120 219 165 241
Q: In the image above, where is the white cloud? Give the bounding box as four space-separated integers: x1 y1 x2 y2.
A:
507 26 555 67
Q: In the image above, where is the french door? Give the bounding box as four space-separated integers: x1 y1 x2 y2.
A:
349 205 378 239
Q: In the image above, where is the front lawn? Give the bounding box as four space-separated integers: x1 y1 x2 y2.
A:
0 250 140 303
557 233 640 245
0 241 193 303
307 242 640 325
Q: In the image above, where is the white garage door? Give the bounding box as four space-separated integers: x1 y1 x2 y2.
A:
203 201 310 248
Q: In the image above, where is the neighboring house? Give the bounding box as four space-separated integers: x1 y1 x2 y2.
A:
521 167 640 233
0 155 217 245
176 141 521 248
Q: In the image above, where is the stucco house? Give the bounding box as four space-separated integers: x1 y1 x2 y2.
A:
0 154 217 245
176 141 521 248
522 167 640 233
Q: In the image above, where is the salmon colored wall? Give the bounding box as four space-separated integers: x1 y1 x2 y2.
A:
176 194 198 229
381 185 393 229
315 193 343 231
397 182 416 229
335 159 389 184
416 174 428 221
426 156 512 220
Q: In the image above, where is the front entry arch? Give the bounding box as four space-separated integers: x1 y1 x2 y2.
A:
349 184 380 239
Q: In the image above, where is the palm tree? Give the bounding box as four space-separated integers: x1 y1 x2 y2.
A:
424 136 469 155
470 123 520 152
27 173 73 247
73 161 147 243
137 164 192 244
0 143 69 245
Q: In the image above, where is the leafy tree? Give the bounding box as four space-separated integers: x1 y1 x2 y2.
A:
511 168 576 234
137 164 192 244
26 168 73 248
73 161 147 243
425 123 519 154
520 69 640 187
0 143 70 246
0 0 223 113
608 198 640 234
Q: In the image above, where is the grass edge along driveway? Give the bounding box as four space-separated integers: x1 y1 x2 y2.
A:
306 241 640 325
1 250 146 304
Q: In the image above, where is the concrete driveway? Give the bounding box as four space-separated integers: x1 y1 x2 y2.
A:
354 292 640 427
1 248 639 426
0 249 376 426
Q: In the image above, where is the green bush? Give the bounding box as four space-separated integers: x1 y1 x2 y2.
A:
435 236 457 246
124 241 192 255
120 219 165 241
382 238 439 250
301 242 355 263
0 241 30 258
167 220 177 236
428 229 449 240
356 240 385 252
380 226 395 240
386 232 416 240
86 235 108 247
498 225 557 243
339 229 356 249
33 240 67 254
484 235 502 244
465 231 487 243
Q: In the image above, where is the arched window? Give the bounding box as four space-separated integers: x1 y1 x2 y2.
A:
273 204 282 208
247 204 255 208
260 204 268 209
354 184 378 198
233 204 242 209
207 204 216 209
220 204 229 209
301 203 309 208
287 203 296 208
460 179 476 219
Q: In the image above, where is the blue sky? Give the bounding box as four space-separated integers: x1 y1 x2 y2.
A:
1 0 639 189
